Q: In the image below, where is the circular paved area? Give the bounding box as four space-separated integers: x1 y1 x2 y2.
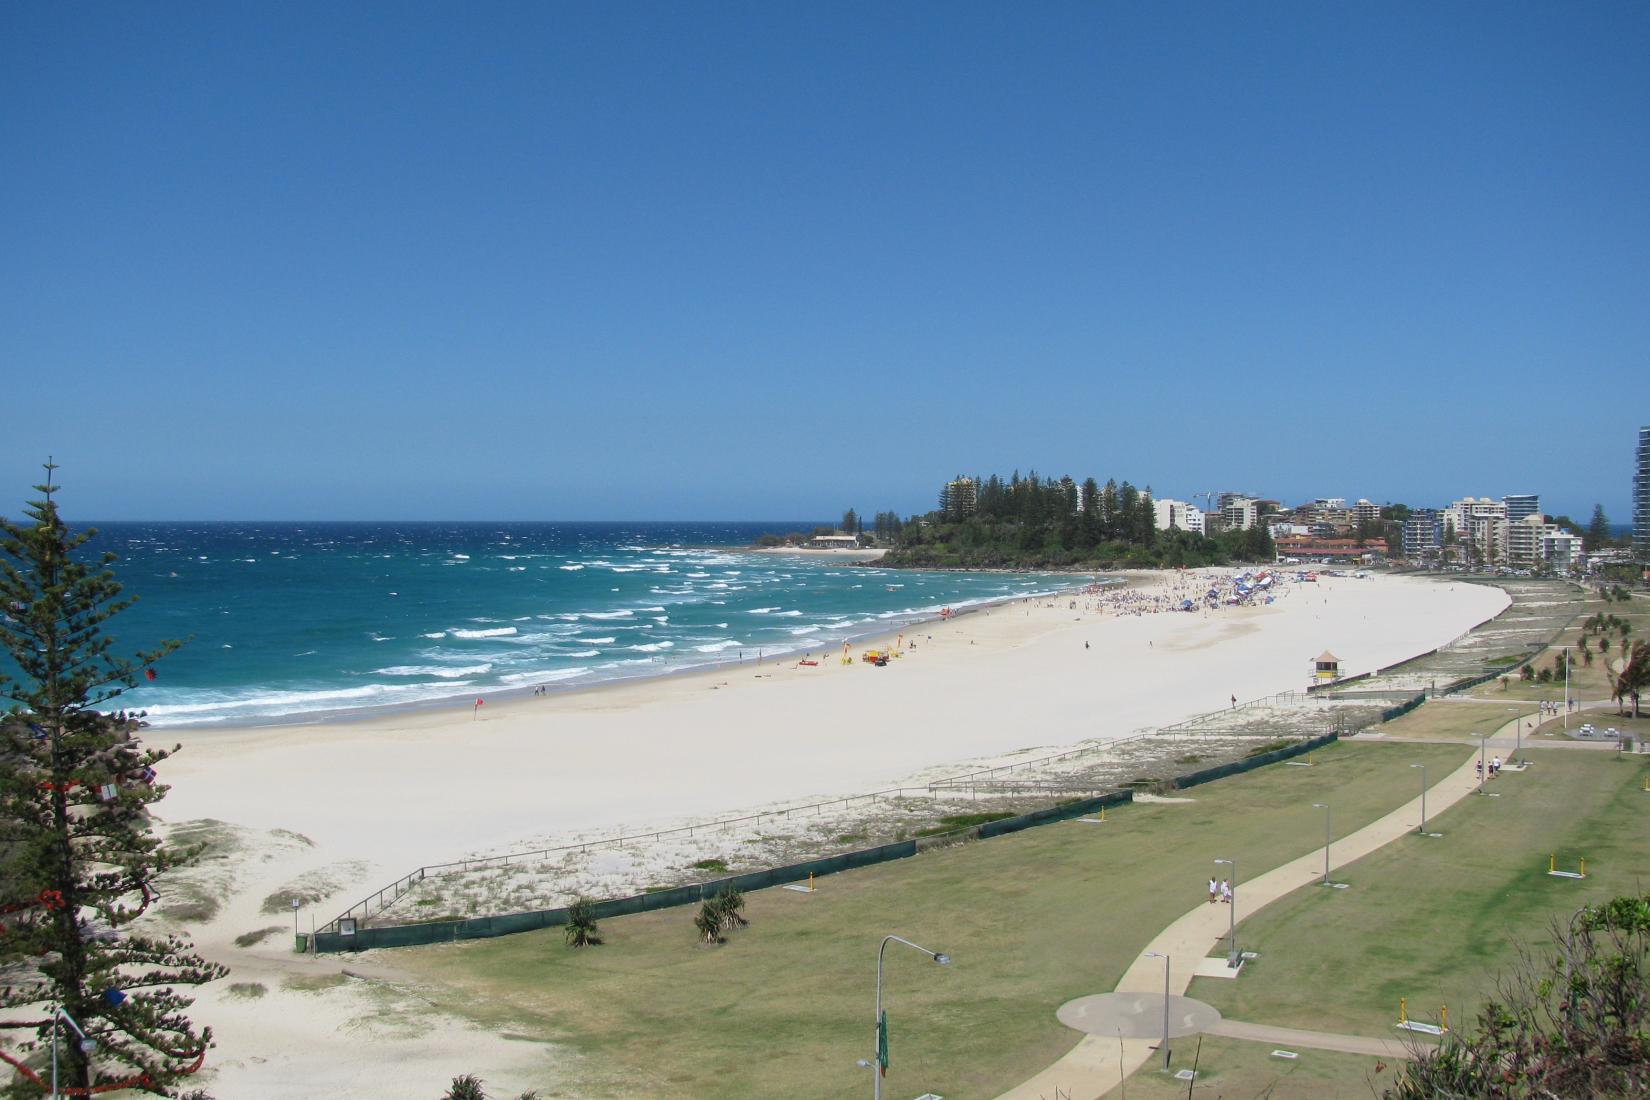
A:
1056 992 1222 1039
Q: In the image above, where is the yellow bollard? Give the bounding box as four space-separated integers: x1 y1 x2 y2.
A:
1099 806 1105 822
1441 1004 1448 1032
1549 853 1556 873
1398 997 1407 1025
808 872 815 892
1580 858 1586 876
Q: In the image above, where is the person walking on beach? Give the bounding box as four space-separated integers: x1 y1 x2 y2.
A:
1208 877 1218 903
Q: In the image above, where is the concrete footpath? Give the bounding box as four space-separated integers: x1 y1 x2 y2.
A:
992 712 1529 1100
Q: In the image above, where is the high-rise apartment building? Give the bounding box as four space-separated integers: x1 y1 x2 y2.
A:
1636 426 1650 560
1503 494 1540 523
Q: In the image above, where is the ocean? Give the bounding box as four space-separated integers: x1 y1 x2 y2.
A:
72 522 1091 727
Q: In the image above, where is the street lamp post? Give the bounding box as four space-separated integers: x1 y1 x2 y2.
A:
1561 645 1572 730
1214 857 1238 967
1143 951 1172 1070
872 935 949 1100
1313 803 1332 885
50 1005 97 1099
1478 735 1488 794
1410 763 1427 834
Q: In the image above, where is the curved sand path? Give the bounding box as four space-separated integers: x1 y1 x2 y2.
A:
993 711 1530 1100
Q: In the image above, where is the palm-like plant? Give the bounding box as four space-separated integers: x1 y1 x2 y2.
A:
715 885 749 931
564 896 603 948
445 1075 487 1100
1611 641 1649 719
695 901 724 944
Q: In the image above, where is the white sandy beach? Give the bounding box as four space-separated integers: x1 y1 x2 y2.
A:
146 569 1507 1097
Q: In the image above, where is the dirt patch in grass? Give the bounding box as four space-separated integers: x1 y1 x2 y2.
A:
227 982 268 1000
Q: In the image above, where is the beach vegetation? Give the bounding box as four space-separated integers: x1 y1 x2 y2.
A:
912 811 1016 837
1385 893 1649 1099
690 857 729 874
1611 640 1648 718
564 896 602 948
0 462 226 1096
693 901 724 944
712 885 748 932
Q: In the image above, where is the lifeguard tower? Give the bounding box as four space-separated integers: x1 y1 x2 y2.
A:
1313 650 1341 683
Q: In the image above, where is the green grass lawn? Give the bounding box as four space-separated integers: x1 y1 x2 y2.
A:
1124 1036 1393 1100
1373 701 1526 742
1190 748 1650 1041
393 741 1468 1100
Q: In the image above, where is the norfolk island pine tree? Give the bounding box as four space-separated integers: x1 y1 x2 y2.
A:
0 463 226 1097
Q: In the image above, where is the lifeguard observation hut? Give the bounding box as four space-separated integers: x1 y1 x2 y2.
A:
1313 650 1341 683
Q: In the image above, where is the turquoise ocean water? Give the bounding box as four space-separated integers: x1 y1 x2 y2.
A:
72 522 1089 727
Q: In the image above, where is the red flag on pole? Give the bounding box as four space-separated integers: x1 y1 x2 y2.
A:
145 668 157 681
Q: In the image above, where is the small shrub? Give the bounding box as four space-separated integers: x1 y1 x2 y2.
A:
714 885 748 932
1244 739 1295 758
691 858 729 874
695 902 724 944
233 926 283 948
444 1075 486 1100
564 896 602 948
227 982 267 999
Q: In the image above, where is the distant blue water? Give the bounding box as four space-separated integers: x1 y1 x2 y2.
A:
75 522 1090 727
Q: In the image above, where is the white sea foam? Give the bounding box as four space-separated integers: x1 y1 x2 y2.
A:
572 636 616 645
559 564 585 571
498 668 591 686
772 610 803 617
629 641 674 652
693 640 744 652
748 607 781 614
581 610 635 620
376 664 493 679
450 627 519 639
787 626 821 635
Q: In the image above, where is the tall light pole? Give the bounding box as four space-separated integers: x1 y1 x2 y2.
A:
872 935 949 1100
1214 857 1238 967
1561 645 1573 730
1312 803 1332 885
1143 951 1172 1070
1410 763 1427 834
1478 735 1488 794
50 1005 97 1099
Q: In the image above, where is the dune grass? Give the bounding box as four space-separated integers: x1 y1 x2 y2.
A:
394 740 1467 1100
1191 747 1650 1040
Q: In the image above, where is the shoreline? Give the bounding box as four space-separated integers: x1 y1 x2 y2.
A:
137 566 1121 731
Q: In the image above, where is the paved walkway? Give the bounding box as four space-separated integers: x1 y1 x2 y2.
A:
1204 1018 1418 1060
992 713 1528 1100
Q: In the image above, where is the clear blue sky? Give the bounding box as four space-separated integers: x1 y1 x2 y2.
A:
3 3 1647 522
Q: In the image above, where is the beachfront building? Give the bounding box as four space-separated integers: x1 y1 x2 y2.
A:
806 534 861 549
1542 528 1581 571
941 476 978 521
1444 497 1507 568
1274 534 1388 562
1353 499 1382 527
1504 494 1540 523
1152 498 1206 535
1221 496 1261 531
1636 425 1650 560
1402 509 1444 560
